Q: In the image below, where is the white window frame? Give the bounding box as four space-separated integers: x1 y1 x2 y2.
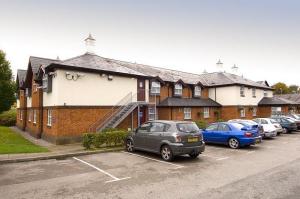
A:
174 83 183 96
148 107 156 121
252 107 257 117
28 110 32 122
47 109 52 126
263 90 268 97
150 81 160 95
240 86 245 97
33 110 37 124
240 108 246 118
184 108 192 120
252 88 256 97
271 107 282 115
204 107 210 118
20 110 23 121
194 86 202 97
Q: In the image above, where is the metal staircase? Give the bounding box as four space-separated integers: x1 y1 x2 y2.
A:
89 92 144 132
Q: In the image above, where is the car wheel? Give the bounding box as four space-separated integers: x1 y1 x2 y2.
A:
189 152 200 159
283 128 288 134
126 139 134 152
161 145 174 162
228 138 240 149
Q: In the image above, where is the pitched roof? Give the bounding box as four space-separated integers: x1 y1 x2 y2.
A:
51 53 147 77
274 94 300 104
29 56 60 75
16 69 27 88
258 97 299 106
158 97 221 107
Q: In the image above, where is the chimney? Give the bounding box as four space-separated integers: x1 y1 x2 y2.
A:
85 33 96 54
231 64 239 74
216 59 223 72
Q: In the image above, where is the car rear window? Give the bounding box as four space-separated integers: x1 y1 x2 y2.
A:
230 123 244 130
270 119 278 124
176 123 200 133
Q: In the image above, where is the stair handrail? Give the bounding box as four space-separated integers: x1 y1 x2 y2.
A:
88 92 133 132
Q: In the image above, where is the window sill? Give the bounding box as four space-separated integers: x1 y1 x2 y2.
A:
47 125 52 128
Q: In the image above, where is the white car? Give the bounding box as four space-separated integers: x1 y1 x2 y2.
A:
253 118 278 138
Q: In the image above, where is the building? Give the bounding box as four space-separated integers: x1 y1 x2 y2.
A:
16 34 295 144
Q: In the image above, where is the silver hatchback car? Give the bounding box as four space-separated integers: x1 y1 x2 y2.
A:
125 120 205 161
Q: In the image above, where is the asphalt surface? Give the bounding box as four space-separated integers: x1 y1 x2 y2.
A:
0 132 300 199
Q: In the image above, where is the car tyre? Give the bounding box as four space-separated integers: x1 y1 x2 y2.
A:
126 139 134 152
228 138 240 149
189 152 200 159
161 145 174 162
283 128 288 134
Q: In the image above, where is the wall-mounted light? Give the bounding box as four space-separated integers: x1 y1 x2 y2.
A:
48 72 57 77
65 72 85 81
108 75 113 81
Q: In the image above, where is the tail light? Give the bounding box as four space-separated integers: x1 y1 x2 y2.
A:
174 135 182 142
244 132 252 137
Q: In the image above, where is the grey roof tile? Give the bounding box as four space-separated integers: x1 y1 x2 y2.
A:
158 97 221 107
29 56 60 74
16 69 27 87
274 94 300 104
258 97 299 105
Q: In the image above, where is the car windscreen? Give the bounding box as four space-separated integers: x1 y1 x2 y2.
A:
176 123 200 133
286 118 295 123
230 123 245 130
270 119 278 124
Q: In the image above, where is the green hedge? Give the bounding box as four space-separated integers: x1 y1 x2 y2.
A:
82 129 129 150
0 109 16 126
195 120 207 129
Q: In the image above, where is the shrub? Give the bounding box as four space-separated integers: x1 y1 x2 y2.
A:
195 120 207 129
82 133 95 149
93 133 106 148
0 109 16 126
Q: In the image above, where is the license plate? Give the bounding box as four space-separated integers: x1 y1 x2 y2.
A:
188 137 199 142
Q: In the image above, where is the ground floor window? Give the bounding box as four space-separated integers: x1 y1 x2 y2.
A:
148 107 156 121
240 108 246 118
252 107 257 117
33 110 37 124
28 110 32 122
184 108 192 119
20 110 23 120
204 107 210 118
271 107 282 115
47 109 52 126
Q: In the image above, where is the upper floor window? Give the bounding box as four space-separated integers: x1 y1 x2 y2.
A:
184 108 191 119
150 81 160 95
252 88 256 97
240 86 245 97
194 86 202 97
263 90 268 97
204 107 210 118
174 83 183 96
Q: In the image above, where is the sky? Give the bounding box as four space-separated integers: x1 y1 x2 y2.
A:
0 0 300 85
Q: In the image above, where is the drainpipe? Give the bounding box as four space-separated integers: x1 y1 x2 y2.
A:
38 87 43 139
215 87 217 101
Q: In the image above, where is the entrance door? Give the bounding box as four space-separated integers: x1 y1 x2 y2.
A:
137 79 145 101
139 106 147 125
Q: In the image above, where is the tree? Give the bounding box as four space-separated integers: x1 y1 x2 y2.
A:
0 50 16 113
272 82 289 95
288 85 299 94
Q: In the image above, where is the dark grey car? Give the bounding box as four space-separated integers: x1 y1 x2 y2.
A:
125 120 205 161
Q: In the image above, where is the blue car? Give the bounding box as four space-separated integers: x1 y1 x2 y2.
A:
203 122 262 149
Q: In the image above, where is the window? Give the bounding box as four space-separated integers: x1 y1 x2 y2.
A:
204 107 209 118
29 110 32 122
261 119 268 124
252 88 256 97
263 90 268 97
174 83 183 96
47 109 52 126
33 110 37 124
20 110 23 120
240 86 245 97
148 107 156 121
137 122 151 133
150 81 160 95
194 86 201 97
218 123 230 131
240 108 246 118
252 107 257 117
176 123 199 133
184 108 191 119
271 107 282 115
150 123 168 132
206 124 218 131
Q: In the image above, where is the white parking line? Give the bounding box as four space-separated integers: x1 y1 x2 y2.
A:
246 151 255 154
122 152 184 169
202 154 229 161
73 157 131 183
216 157 229 161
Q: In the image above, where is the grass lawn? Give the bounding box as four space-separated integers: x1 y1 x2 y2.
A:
0 126 48 154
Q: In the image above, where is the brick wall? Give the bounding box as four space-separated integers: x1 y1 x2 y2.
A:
221 106 258 121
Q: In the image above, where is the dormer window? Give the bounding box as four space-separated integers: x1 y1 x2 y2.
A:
150 81 160 95
194 86 202 97
240 86 245 97
174 83 182 96
252 88 256 98
263 90 268 97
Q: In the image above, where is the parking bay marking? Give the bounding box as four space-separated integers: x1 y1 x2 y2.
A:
201 154 229 161
72 157 131 183
122 152 184 169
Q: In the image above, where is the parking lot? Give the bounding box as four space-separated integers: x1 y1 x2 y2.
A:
1 132 300 199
